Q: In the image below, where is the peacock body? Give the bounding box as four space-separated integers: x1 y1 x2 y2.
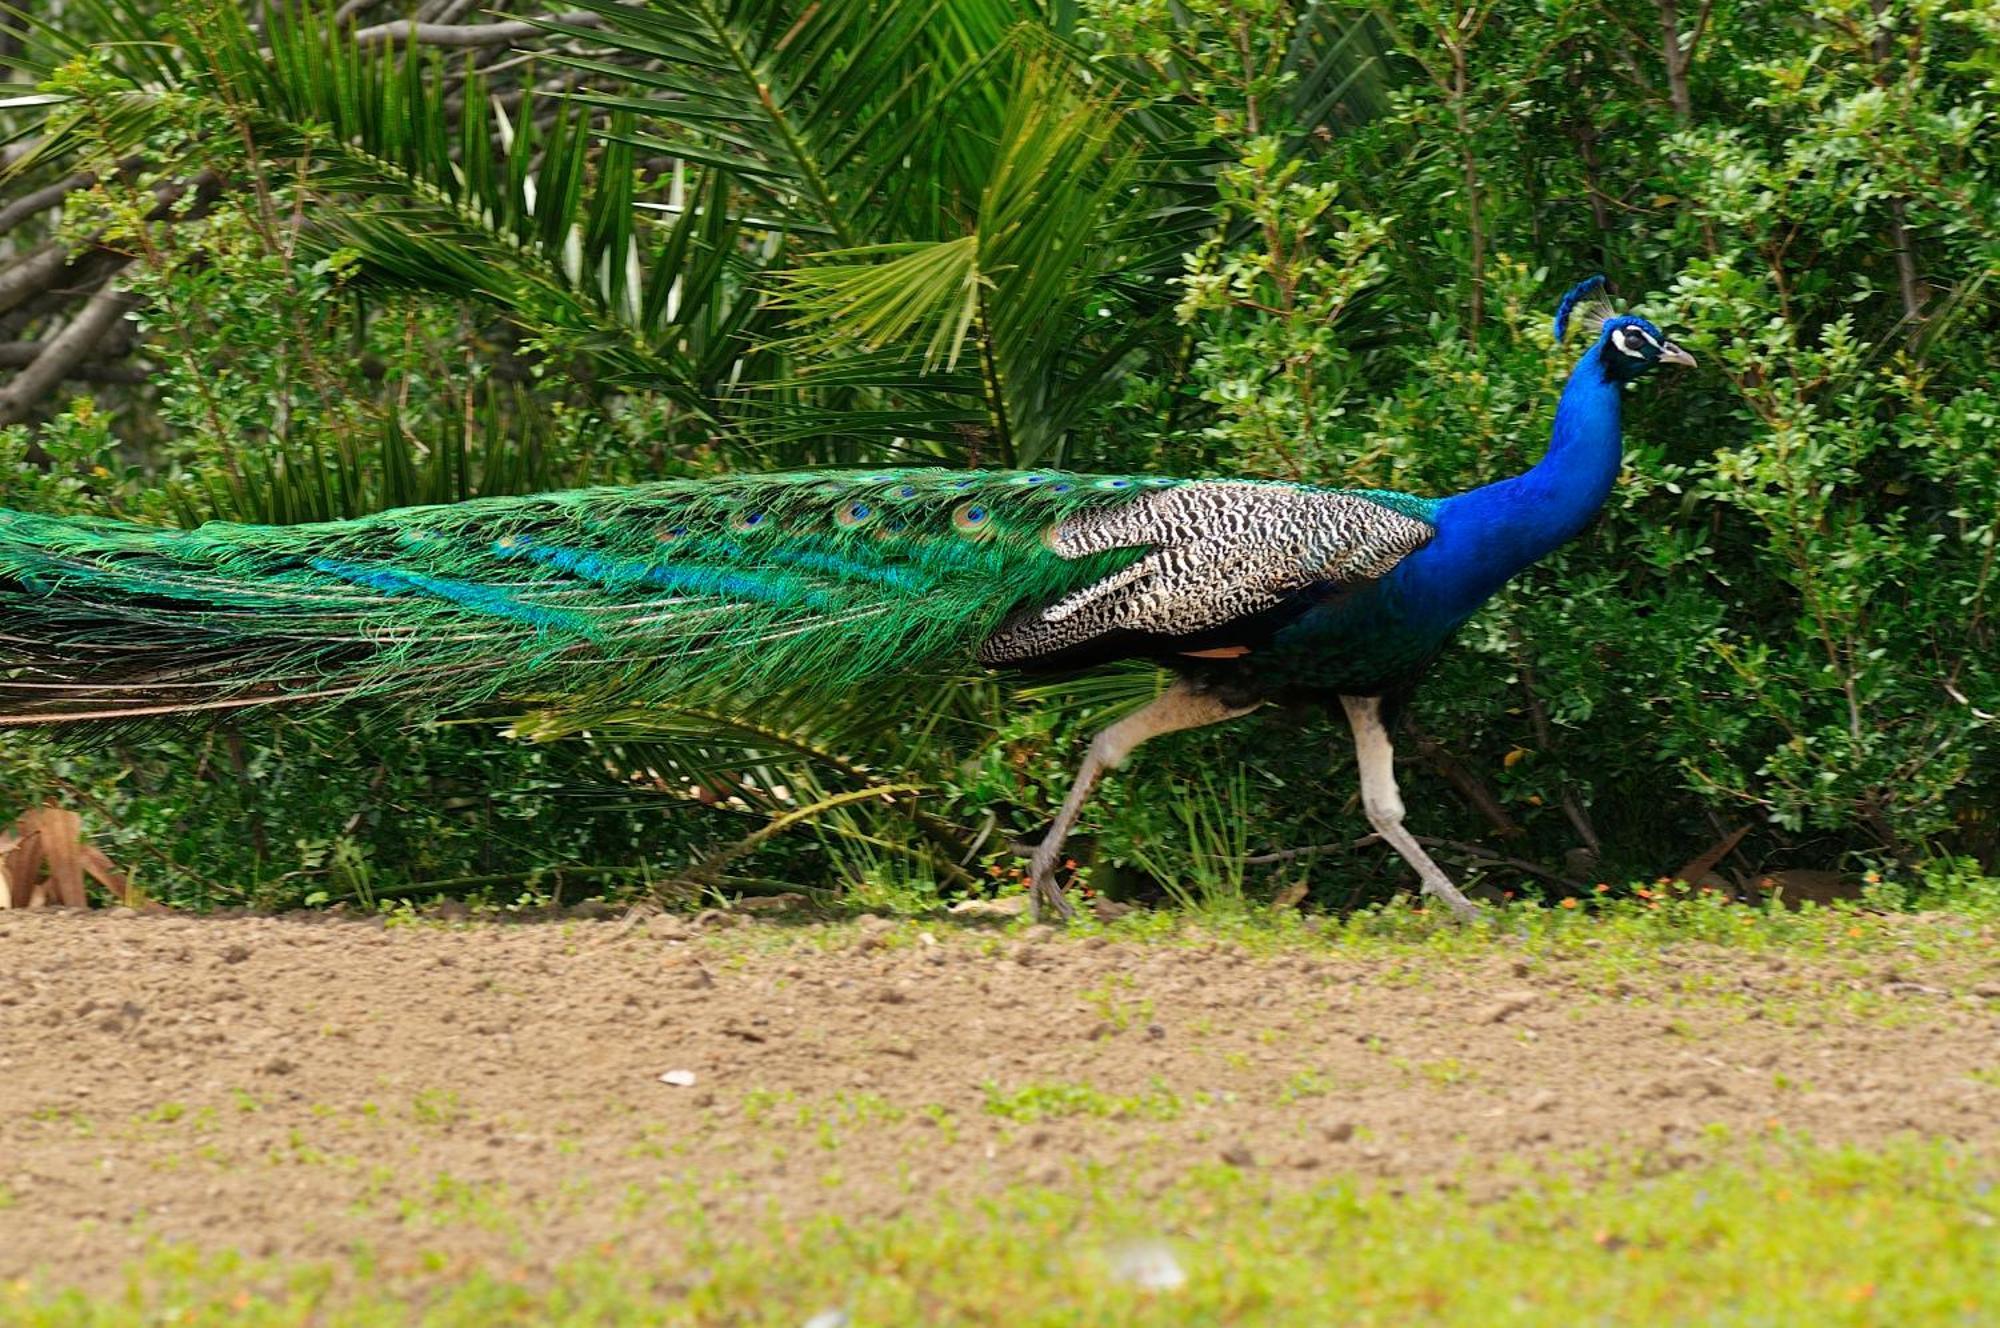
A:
0 277 1693 918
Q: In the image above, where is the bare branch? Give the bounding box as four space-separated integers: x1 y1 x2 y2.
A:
0 244 71 319
0 156 144 237
1410 730 1520 838
1242 835 1370 864
1514 642 1603 859
1688 0 1717 52
0 172 96 235
1670 823 1749 884
0 341 145 382
349 9 608 49
1868 0 1926 330
1657 0 1693 123
0 167 218 336
0 269 139 426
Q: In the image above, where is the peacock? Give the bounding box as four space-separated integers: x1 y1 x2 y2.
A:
0 277 1691 919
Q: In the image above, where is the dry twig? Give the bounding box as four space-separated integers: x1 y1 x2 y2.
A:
350 9 607 48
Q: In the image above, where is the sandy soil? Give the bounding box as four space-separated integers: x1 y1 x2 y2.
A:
3 907 1997 1293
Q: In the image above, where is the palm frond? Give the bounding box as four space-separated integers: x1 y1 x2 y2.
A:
777 237 984 371
765 57 1139 463
535 0 951 242
188 381 584 526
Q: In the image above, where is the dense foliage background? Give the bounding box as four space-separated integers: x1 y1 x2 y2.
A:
0 0 1993 912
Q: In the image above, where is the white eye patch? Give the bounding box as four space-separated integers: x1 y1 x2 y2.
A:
1613 327 1659 358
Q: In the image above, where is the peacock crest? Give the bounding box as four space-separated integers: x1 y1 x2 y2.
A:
1552 274 1619 344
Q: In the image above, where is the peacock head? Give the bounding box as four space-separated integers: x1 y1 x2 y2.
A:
1553 276 1695 384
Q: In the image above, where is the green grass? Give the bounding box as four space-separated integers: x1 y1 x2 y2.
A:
7 1139 1994 1326
730 876 1999 962
980 1078 1186 1123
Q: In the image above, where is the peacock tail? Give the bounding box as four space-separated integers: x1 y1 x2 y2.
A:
0 468 1213 726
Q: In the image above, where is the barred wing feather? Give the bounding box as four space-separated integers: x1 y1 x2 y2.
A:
977 483 1436 665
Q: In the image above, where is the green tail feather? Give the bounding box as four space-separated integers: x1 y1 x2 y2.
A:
0 468 1181 726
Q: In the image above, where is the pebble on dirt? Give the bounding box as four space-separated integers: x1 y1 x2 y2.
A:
1105 1239 1188 1292
1475 990 1539 1024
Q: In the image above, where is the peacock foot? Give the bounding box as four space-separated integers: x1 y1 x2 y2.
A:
1027 858 1077 922
1423 879 1483 924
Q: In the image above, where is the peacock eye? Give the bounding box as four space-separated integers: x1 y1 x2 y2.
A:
952 501 994 537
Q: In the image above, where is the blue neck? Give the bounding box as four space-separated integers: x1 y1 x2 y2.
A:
1411 343 1624 616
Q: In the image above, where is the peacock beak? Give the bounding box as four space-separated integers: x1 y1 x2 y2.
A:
1659 340 1696 368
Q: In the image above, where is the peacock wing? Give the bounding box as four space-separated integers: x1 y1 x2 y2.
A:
976 482 1436 665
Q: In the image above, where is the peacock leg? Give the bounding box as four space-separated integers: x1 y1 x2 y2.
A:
1339 694 1481 923
1028 680 1259 920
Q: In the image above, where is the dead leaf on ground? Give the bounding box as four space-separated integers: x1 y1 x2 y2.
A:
734 892 808 914
1754 869 1864 908
0 805 147 910
1671 824 1750 886
949 896 1028 919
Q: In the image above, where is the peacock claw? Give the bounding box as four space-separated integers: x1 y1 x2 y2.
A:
1420 878 1483 924
1028 868 1076 922
1435 895 1483 925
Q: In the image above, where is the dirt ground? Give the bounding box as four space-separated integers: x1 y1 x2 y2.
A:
3 907 1997 1295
